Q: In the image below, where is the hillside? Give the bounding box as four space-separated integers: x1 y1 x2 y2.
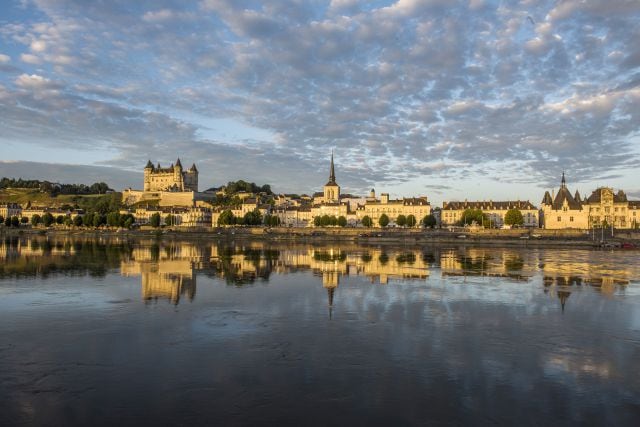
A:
0 188 121 210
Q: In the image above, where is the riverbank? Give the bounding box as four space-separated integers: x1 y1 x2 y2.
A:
2 226 637 248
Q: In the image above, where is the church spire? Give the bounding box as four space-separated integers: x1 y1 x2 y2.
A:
561 171 566 188
329 150 336 183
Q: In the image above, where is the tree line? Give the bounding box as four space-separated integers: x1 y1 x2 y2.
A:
0 177 112 195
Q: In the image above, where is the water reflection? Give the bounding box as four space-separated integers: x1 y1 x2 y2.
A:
1 236 638 308
2 236 640 425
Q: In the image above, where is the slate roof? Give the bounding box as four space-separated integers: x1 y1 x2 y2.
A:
586 188 628 203
443 200 536 210
552 186 582 210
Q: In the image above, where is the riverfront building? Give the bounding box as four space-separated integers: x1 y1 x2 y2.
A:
440 200 538 228
541 173 640 229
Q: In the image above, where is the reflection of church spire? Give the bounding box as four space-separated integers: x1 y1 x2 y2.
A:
327 286 335 320
558 290 570 312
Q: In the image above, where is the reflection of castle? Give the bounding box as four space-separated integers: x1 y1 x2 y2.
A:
120 242 207 304
121 259 196 305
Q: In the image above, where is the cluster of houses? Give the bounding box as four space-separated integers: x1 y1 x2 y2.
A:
1 156 639 230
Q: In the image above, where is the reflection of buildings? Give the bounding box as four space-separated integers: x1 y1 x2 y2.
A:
439 248 534 281
120 242 207 304
121 259 196 305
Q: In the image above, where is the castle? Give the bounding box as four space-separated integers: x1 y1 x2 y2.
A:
143 158 198 192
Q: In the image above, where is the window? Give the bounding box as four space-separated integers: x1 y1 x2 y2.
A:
570 217 574 222
557 216 561 222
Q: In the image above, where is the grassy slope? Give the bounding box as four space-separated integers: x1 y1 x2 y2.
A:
0 188 120 208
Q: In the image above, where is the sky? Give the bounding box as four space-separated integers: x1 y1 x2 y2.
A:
0 0 639 206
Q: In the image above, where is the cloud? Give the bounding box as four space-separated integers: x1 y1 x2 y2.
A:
0 0 638 200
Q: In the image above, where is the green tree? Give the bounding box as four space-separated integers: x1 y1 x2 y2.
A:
396 214 407 227
64 217 73 227
242 209 263 226
320 215 331 227
422 214 436 228
407 214 417 227
83 212 95 227
107 212 121 227
313 216 322 227
55 215 64 224
379 214 389 228
149 212 161 228
504 209 524 226
11 216 20 227
73 215 83 227
164 214 175 226
42 212 54 227
93 213 105 227
124 217 134 229
337 216 347 227
21 216 29 224
361 215 372 228
456 209 487 227
4 217 10 227
264 214 280 227
218 210 235 226
31 214 41 226
0 215 4 225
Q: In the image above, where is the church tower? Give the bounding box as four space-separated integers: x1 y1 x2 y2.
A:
323 151 340 203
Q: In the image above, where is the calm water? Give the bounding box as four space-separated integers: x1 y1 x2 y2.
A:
1 236 639 426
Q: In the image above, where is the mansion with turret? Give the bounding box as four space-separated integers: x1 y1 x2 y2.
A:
541 173 639 229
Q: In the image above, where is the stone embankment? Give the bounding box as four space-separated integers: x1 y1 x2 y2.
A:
3 226 638 248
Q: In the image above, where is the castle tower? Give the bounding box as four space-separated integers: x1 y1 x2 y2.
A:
174 158 184 191
143 160 154 191
323 151 340 203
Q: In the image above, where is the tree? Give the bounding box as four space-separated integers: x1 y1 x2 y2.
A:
11 216 20 227
93 214 105 227
31 214 41 226
396 214 407 227
243 209 263 226
83 212 95 227
264 214 280 227
42 213 54 227
64 217 73 227
456 209 487 227
21 216 29 224
313 216 322 227
504 209 524 227
56 215 64 224
361 215 372 228
107 212 121 227
407 214 417 227
379 214 389 228
164 214 175 226
0 215 4 225
337 216 347 227
3 217 10 227
149 212 161 228
422 214 436 228
218 210 235 226
73 215 83 227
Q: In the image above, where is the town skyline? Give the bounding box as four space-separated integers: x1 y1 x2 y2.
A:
1 1 639 206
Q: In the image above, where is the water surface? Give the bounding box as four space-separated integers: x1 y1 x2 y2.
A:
1 236 639 425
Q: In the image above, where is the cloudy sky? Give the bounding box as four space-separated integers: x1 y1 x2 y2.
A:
0 0 639 204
